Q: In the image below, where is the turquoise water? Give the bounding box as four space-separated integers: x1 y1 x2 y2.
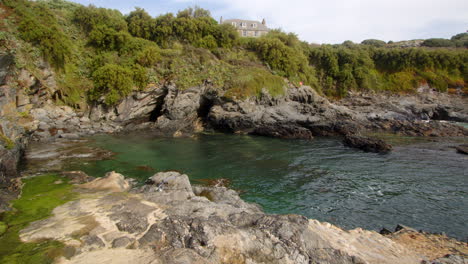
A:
75 133 468 240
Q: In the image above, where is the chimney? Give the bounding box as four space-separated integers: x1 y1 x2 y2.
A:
220 16 223 24
262 18 266 25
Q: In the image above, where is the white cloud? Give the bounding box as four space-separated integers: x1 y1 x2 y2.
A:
193 0 468 43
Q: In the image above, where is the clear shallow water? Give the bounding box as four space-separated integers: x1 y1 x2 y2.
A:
74 133 467 240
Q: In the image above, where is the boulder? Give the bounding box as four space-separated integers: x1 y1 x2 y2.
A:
343 134 393 153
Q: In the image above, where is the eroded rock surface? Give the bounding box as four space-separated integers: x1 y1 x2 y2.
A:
19 171 462 264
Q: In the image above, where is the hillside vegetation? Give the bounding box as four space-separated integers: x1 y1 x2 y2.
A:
1 0 467 108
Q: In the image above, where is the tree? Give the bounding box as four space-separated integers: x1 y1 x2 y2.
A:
177 6 211 18
151 13 175 46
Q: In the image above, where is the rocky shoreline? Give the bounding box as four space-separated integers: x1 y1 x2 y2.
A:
14 171 468 264
1 60 467 263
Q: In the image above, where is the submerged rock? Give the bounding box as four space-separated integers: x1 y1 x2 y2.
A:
343 134 393 153
455 144 468 155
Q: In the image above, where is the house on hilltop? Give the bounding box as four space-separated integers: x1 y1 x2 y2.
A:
220 17 269 37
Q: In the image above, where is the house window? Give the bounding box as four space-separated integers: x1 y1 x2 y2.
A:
254 31 259 37
241 22 247 28
242 30 247 37
252 23 257 28
231 22 237 27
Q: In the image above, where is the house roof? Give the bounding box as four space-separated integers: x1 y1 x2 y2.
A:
222 19 269 32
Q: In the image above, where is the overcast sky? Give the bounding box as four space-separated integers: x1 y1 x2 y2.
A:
69 0 468 44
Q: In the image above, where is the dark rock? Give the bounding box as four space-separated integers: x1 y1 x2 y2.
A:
343 134 393 153
455 144 468 155
252 123 313 139
394 224 417 233
379 228 393 235
0 54 14 86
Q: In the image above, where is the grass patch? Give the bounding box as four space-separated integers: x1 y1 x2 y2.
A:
0 174 77 264
224 67 286 99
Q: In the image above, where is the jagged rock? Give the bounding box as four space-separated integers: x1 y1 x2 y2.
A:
80 171 131 192
115 86 167 122
208 86 354 139
343 134 393 153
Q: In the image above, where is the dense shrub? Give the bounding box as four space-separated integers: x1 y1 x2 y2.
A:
246 33 317 87
90 64 134 105
73 5 127 32
126 8 153 39
361 39 386 47
4 0 72 68
451 33 468 48
421 38 454 47
88 25 131 50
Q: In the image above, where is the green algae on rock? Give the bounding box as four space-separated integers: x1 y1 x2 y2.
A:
0 174 76 264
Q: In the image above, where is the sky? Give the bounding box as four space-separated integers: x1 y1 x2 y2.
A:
69 0 468 44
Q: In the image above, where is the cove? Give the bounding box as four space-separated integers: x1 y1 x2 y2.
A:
70 133 468 240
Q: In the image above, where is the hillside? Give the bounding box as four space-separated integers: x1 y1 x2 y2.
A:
1 0 467 110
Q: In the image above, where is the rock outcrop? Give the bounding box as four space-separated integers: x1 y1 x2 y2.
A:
208 86 355 139
343 134 393 153
20 171 465 264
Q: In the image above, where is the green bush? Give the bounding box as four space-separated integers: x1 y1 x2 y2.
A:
132 64 149 89
88 25 131 50
136 46 161 67
73 5 127 32
126 8 153 39
421 38 454 47
90 64 134 105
